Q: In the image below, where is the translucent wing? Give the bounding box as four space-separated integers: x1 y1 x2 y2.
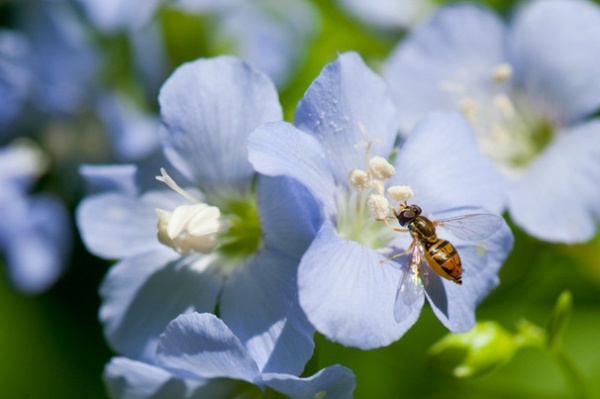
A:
394 242 429 322
434 213 503 241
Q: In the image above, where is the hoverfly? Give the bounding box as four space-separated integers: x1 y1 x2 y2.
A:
383 203 502 319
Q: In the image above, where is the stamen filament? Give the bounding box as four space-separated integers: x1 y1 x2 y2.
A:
156 168 200 204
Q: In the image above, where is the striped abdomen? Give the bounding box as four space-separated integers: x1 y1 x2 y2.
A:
425 239 462 285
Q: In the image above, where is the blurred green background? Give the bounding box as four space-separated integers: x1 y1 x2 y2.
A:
2 0 600 398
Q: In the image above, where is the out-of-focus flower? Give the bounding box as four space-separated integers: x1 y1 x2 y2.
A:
0 30 32 130
105 312 356 399
95 92 160 161
77 57 320 377
334 0 435 30
0 0 100 135
383 0 600 243
76 0 319 88
0 142 71 294
248 52 513 349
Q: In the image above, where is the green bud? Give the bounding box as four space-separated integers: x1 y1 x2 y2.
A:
546 290 573 352
427 321 517 378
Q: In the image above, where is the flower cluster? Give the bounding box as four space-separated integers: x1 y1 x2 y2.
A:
383 0 600 243
75 48 515 396
4 0 600 397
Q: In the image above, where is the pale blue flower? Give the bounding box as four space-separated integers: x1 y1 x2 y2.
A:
104 313 356 399
383 0 600 243
77 57 319 375
0 143 71 294
248 52 513 349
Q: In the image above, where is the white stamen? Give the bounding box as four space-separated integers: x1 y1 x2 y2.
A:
155 203 223 254
368 156 395 180
368 194 390 220
387 185 413 202
154 167 224 254
370 179 385 196
493 94 515 119
348 169 371 191
492 63 513 83
156 167 199 203
459 97 478 121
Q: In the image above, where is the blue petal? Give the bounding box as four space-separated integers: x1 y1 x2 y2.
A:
0 194 71 294
248 121 337 217
100 251 223 362
158 56 282 194
104 357 190 399
257 175 322 260
104 357 252 399
220 248 314 375
509 0 600 124
298 222 416 349
391 112 507 214
128 21 170 98
423 211 513 332
509 120 600 243
79 164 139 195
263 364 356 399
157 313 260 384
96 92 160 161
76 190 179 259
295 52 399 184
0 31 32 128
76 0 163 32
21 1 99 115
383 3 508 132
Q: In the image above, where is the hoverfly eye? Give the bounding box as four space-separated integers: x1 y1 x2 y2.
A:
404 210 415 218
411 205 422 215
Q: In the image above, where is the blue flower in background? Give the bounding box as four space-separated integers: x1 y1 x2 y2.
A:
0 0 99 133
0 142 71 294
248 52 513 349
0 30 32 129
76 0 319 88
95 91 161 161
383 0 600 243
104 312 356 399
77 57 320 376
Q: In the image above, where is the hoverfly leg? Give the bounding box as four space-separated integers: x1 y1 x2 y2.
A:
380 238 417 263
376 217 408 233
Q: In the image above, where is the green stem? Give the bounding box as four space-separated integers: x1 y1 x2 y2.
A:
550 346 591 399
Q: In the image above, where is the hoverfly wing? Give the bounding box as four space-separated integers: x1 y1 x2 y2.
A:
394 243 428 322
434 213 503 241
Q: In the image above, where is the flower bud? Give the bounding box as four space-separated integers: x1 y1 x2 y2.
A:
427 321 517 378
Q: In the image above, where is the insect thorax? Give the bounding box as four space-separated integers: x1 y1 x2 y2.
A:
409 216 437 242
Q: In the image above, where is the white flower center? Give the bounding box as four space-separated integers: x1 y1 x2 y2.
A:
155 168 226 254
440 63 553 176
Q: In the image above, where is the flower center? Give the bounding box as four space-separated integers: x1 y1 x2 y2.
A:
335 127 407 250
155 168 262 270
441 63 555 175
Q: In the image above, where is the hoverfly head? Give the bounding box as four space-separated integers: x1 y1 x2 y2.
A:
395 204 422 226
